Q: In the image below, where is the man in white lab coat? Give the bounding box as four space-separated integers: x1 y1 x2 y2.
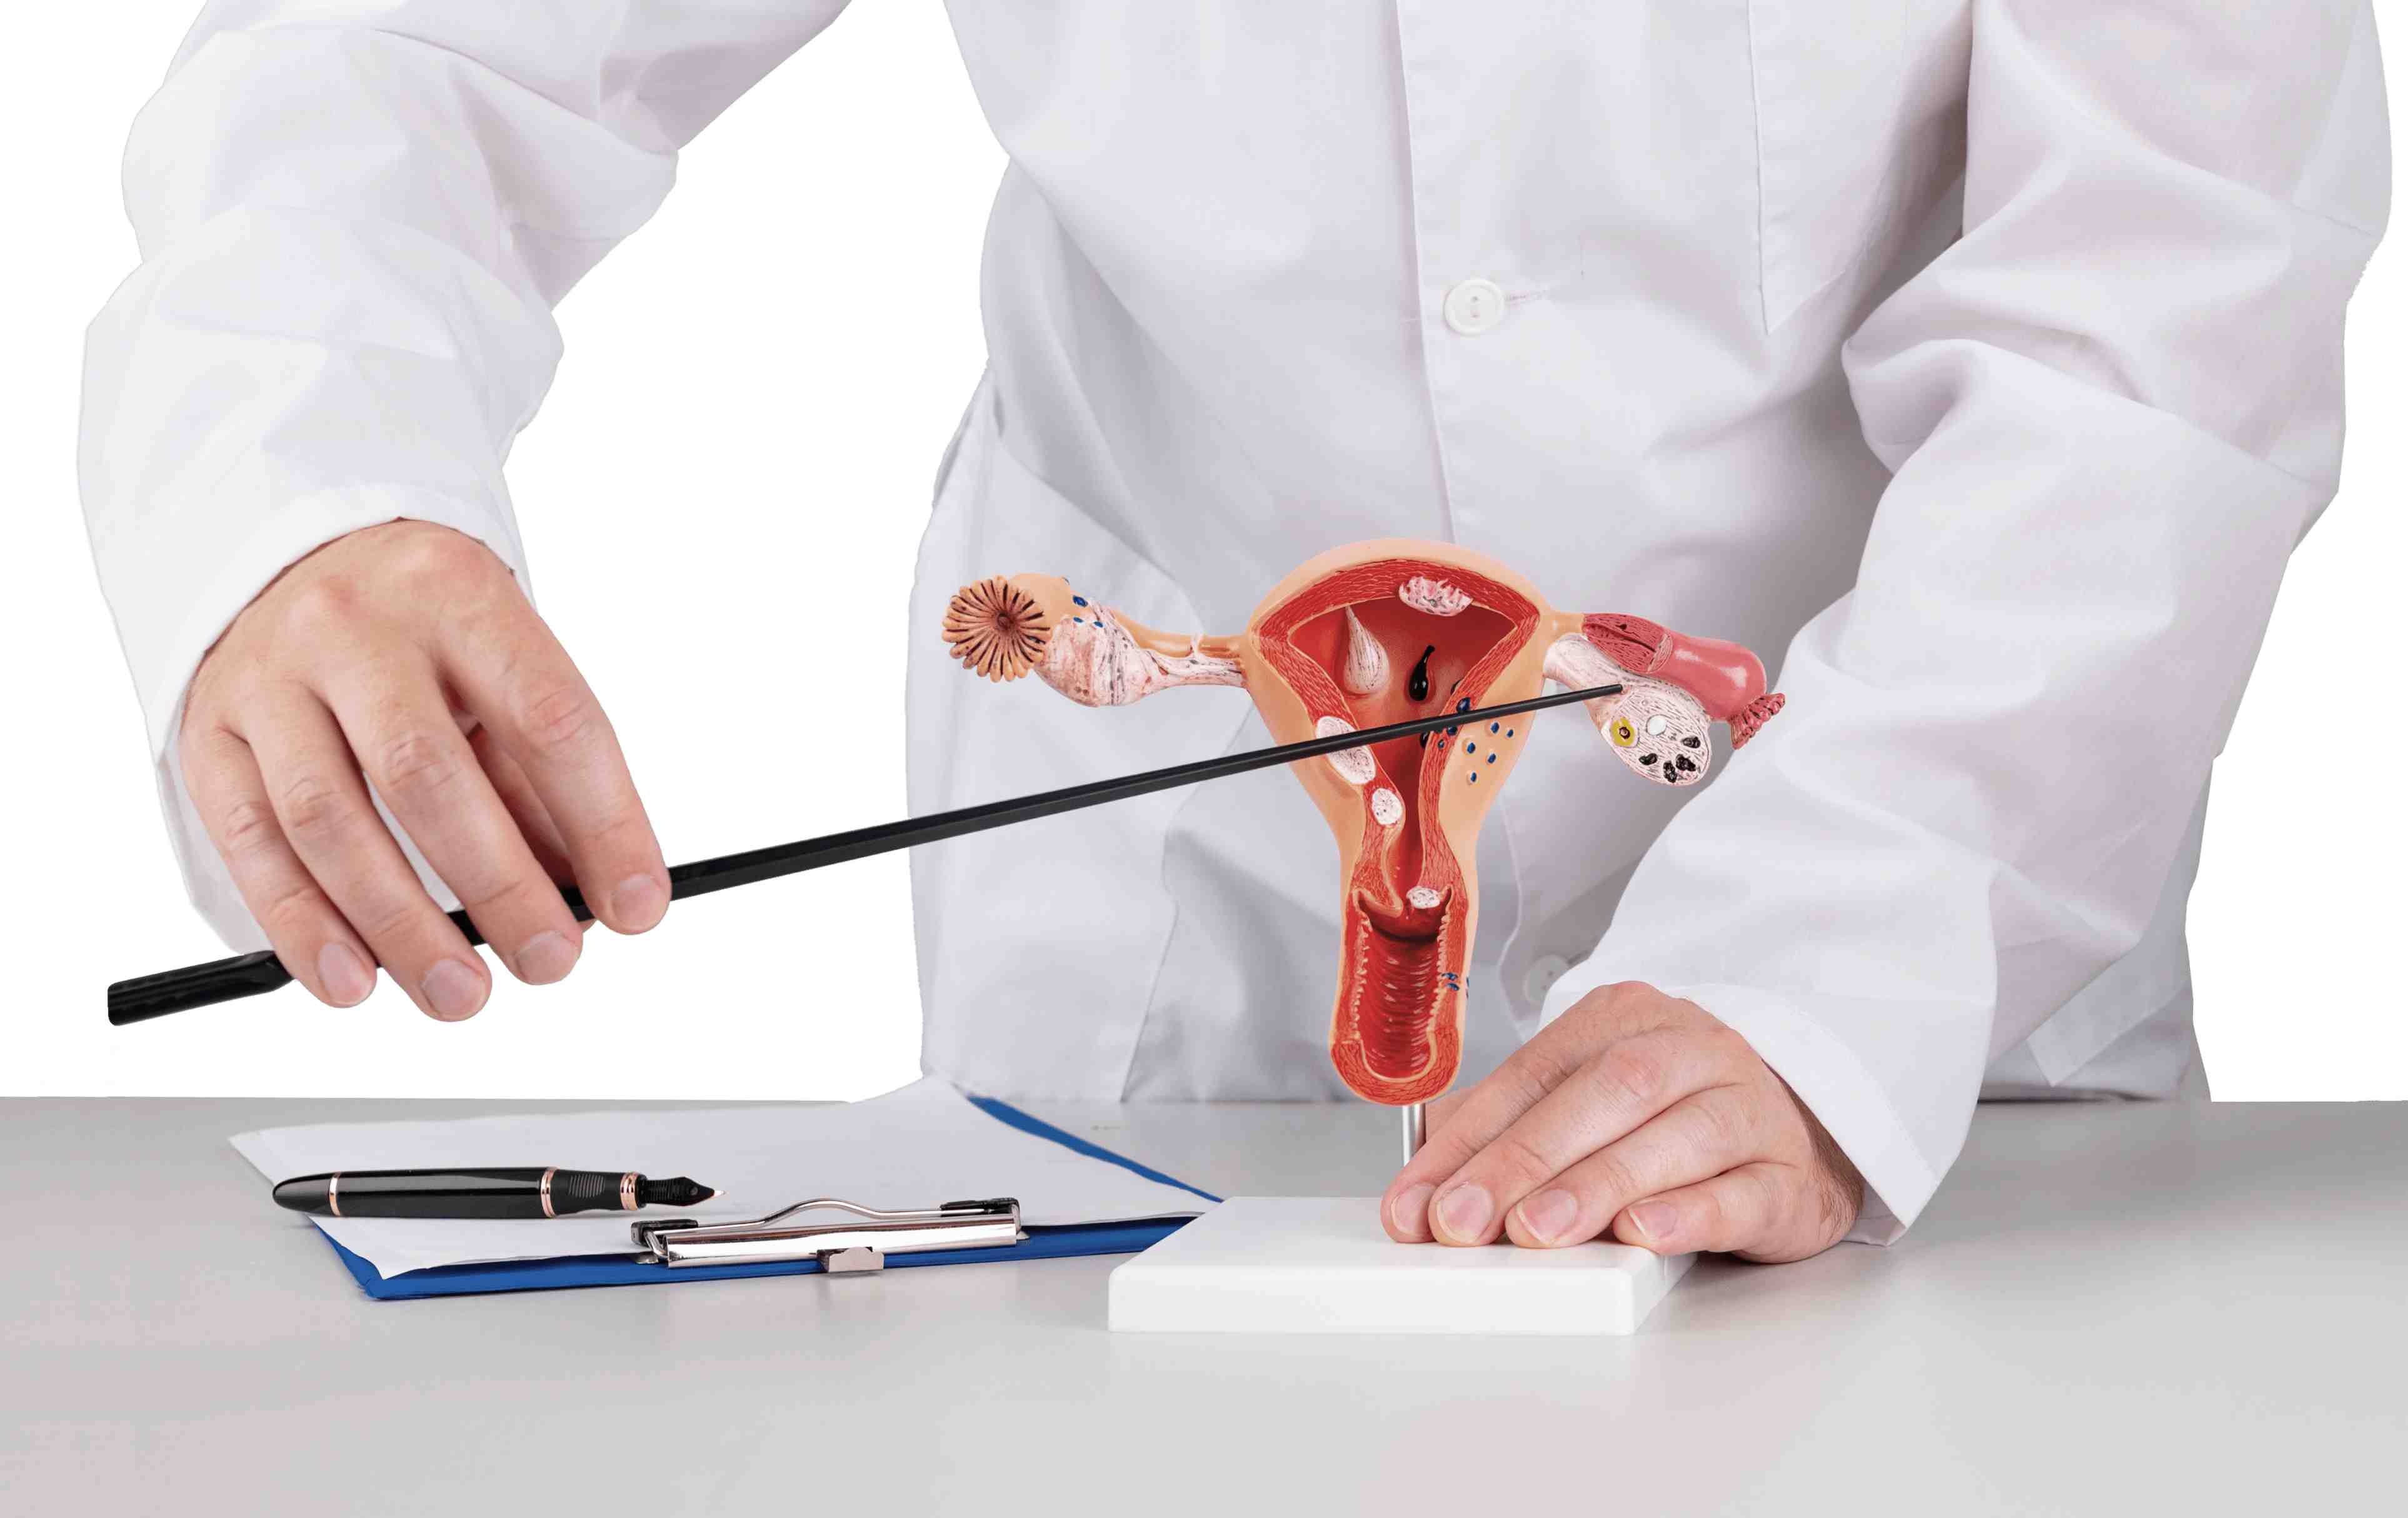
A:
83 4 2390 1264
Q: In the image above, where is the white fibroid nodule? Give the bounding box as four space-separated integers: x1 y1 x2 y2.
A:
1340 606 1388 695
1317 715 1377 785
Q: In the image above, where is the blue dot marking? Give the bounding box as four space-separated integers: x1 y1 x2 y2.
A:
1487 753 1496 763
1072 595 1088 606
1466 742 1476 754
1490 722 1500 733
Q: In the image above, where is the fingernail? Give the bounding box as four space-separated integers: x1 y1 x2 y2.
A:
1433 1184 1493 1243
1625 1200 1677 1242
513 930 578 985
1517 1189 1579 1246
316 943 374 1007
609 873 668 932
1389 1184 1435 1237
420 959 486 1020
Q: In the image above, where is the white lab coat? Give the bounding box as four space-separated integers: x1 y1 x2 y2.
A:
81 3 2390 1241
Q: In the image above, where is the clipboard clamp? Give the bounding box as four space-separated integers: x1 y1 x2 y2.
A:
631 1196 1026 1274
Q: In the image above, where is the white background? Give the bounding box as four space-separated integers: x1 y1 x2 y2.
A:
3 4 2400 1101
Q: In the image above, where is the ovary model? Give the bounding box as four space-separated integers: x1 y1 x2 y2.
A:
941 541 1784 1106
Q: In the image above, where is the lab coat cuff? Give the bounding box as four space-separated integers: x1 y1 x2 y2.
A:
1537 973 1935 1245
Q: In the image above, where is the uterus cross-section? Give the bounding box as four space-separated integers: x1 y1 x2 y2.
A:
940 540 1784 1106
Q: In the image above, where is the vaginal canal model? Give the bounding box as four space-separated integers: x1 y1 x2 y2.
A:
941 540 1785 1107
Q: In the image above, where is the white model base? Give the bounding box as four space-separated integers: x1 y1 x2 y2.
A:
1107 1196 1692 1336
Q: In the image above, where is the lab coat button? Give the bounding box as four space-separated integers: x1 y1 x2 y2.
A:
1442 278 1507 335
1523 954 1572 1005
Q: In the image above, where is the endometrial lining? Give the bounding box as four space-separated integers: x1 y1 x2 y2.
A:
1315 596 1510 903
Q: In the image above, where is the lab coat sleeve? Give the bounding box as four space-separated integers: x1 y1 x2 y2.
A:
79 1 848 944
1539 2 2390 1241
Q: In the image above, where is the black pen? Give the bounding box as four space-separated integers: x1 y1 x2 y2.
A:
271 1167 719 1220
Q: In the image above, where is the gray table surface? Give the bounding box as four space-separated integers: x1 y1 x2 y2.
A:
2 1095 2400 1515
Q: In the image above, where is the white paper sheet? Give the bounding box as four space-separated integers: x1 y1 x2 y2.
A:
229 1078 1209 1279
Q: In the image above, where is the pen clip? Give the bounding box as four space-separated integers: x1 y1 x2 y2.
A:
631 1195 1026 1273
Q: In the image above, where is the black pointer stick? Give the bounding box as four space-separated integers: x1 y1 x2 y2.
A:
107 681 1623 1025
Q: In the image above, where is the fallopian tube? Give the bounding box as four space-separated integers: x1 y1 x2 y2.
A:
941 540 1783 1106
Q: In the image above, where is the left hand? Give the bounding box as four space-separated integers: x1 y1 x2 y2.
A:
1383 982 1865 1262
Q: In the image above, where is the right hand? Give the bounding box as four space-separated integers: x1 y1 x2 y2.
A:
178 521 669 1019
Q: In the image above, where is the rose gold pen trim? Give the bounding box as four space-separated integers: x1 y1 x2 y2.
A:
328 1174 342 1219
540 1167 557 1219
620 1172 638 1212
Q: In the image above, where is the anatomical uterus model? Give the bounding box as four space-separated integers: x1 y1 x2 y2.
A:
941 541 1783 1106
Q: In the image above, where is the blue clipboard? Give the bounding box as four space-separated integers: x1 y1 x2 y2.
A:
319 1095 1221 1301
